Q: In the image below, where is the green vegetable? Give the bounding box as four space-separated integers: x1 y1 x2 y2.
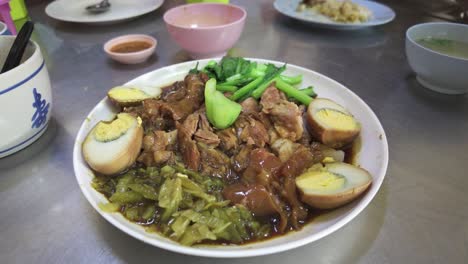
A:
202 57 270 84
159 177 183 221
226 73 242 82
173 163 204 183
217 77 254 87
92 163 270 246
230 76 264 101
202 57 250 81
145 167 159 179
205 78 242 129
195 57 313 104
254 63 267 74
171 215 191 238
203 200 230 210
279 74 302 85
177 173 217 203
299 86 317 98
109 191 144 203
275 78 313 105
251 64 287 99
179 223 217 246
142 205 156 220
92 177 116 197
161 165 176 178
188 62 200 74
98 202 120 212
216 85 238 93
124 207 140 221
115 171 135 192
128 183 158 200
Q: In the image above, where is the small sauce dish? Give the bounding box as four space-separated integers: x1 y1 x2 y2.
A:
104 34 157 64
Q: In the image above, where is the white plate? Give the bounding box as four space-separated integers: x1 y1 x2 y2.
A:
274 0 395 30
73 58 388 257
45 0 164 24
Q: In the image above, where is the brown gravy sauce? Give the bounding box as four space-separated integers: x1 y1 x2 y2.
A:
111 41 152 53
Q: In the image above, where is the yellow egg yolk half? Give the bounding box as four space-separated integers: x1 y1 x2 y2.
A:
108 87 150 101
296 170 346 192
93 113 135 142
315 108 358 131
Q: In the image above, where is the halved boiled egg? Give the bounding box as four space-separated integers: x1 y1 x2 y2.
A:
296 162 372 209
108 85 161 107
82 113 143 175
307 98 360 149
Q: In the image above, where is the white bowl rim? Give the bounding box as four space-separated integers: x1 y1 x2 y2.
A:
406 22 468 62
103 34 157 57
163 3 247 31
73 58 389 258
0 36 41 79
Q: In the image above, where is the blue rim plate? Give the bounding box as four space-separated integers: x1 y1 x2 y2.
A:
274 0 396 30
45 0 165 24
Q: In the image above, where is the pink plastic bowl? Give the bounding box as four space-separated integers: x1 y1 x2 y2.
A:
163 3 246 59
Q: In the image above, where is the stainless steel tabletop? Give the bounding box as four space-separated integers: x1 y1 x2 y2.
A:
1 0 467 263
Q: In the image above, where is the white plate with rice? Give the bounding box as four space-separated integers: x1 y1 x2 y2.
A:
274 0 395 30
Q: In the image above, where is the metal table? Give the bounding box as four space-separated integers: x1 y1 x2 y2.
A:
1 1 467 263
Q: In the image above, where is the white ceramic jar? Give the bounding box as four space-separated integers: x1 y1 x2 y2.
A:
0 36 52 158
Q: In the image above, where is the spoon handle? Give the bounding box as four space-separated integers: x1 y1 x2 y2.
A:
1 21 35 74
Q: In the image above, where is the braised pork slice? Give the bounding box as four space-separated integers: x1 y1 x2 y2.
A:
127 99 173 131
298 104 312 146
234 114 269 147
197 142 234 180
280 146 318 228
217 128 238 152
223 184 282 216
193 109 220 146
177 113 200 171
160 81 186 102
160 74 205 121
194 130 220 147
198 110 213 132
242 148 282 186
260 86 304 141
138 130 177 166
232 145 253 173
240 97 260 114
271 138 301 162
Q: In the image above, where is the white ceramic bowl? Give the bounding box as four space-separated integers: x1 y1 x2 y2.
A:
406 22 468 94
104 34 157 64
73 59 388 257
0 36 52 158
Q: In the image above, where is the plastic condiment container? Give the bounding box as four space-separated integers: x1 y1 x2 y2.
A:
0 0 16 34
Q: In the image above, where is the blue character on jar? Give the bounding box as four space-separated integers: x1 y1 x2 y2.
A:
31 88 49 129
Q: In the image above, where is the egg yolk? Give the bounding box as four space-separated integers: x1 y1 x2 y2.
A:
94 113 134 142
296 170 346 192
108 87 150 102
315 108 358 131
